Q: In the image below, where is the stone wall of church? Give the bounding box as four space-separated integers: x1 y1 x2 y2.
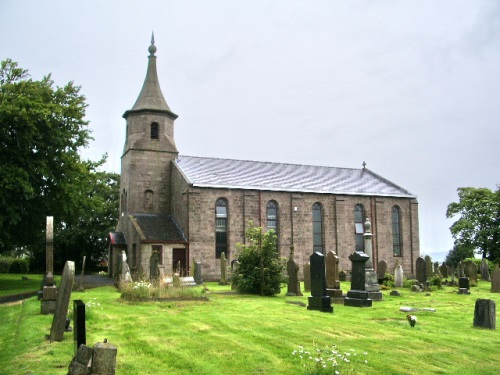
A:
183 186 419 281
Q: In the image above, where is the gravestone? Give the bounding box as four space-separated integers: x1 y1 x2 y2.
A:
68 344 93 375
458 261 465 278
42 216 57 314
394 259 404 288
458 276 470 294
194 261 203 285
491 264 500 293
377 260 387 283
286 246 302 296
465 261 478 286
473 299 496 330
73 300 86 353
219 252 228 285
303 262 311 292
150 250 160 282
480 259 490 281
325 251 342 300
439 262 449 279
425 255 433 280
344 251 372 307
120 251 132 283
363 219 382 300
231 260 240 290
77 256 86 292
416 257 426 284
93 341 118 375
49 261 75 342
307 252 333 312
339 270 346 282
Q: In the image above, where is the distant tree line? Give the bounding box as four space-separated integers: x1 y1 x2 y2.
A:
0 59 119 272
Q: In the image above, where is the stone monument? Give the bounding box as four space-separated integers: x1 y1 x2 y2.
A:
307 252 333 312
416 257 426 284
394 259 404 288
325 251 343 302
491 264 500 293
49 261 75 342
377 260 387 284
149 250 160 282
219 252 228 285
362 219 382 300
286 246 302 296
42 216 57 314
303 262 311 292
480 259 490 281
473 299 496 330
344 251 372 307
465 261 478 286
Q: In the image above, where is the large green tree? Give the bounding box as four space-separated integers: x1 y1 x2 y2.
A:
446 187 500 263
0 59 118 271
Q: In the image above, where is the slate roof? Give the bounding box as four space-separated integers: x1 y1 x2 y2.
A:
175 155 415 198
109 232 127 246
130 214 187 243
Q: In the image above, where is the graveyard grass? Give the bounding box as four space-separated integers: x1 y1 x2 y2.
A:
0 278 498 374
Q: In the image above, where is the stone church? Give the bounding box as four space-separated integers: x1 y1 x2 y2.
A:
109 38 420 281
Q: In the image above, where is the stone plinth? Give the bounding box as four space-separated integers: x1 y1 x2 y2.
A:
93 342 117 375
473 299 496 330
458 277 470 294
344 251 372 308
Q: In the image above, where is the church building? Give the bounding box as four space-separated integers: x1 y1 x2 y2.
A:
109 37 420 281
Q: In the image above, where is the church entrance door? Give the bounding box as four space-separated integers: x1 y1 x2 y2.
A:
173 249 187 276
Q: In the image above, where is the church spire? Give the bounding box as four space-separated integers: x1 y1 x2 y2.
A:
124 33 176 118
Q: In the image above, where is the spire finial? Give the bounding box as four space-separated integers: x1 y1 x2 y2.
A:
362 161 366 169
148 32 157 56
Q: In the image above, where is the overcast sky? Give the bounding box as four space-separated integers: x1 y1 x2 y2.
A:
2 1 499 262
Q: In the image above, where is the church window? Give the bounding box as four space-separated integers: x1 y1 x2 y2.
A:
215 198 228 259
150 122 159 140
266 200 278 234
392 206 402 256
354 204 365 252
312 202 324 253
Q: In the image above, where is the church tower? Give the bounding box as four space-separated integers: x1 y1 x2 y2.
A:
118 34 178 225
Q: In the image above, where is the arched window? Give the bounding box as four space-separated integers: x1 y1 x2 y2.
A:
266 200 278 234
150 122 159 140
215 198 228 259
354 204 365 252
392 206 402 256
312 202 324 253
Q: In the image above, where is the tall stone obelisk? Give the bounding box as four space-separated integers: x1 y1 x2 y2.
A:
41 216 57 314
363 218 382 301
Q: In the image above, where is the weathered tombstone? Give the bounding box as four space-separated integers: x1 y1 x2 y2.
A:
394 259 404 288
92 341 118 375
325 250 343 302
77 256 86 292
416 257 426 284
68 344 93 375
377 260 387 283
473 299 496 330
458 261 465 278
439 262 449 279
73 300 86 353
465 261 478 286
120 251 132 283
230 260 240 290
219 252 228 285
303 262 311 292
480 259 490 281
149 250 160 282
49 261 75 342
194 261 203 285
491 264 500 293
42 216 57 314
307 252 333 312
363 219 382 300
425 255 433 280
339 270 346 282
344 251 372 307
286 246 302 296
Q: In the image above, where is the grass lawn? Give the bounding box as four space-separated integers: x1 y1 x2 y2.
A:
0 276 498 374
0 273 61 297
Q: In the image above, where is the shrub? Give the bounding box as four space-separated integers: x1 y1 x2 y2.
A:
1 257 30 273
382 273 395 289
428 275 442 289
403 278 418 288
233 222 286 296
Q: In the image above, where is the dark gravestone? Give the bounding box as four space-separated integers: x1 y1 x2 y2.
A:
458 277 470 294
50 261 75 341
439 262 449 279
491 264 500 293
465 261 478 286
303 262 311 292
480 259 490 281
416 257 426 284
149 251 160 282
473 299 496 330
194 261 203 285
286 247 302 296
377 260 387 283
344 251 372 308
425 255 433 279
339 270 346 282
307 252 333 313
73 300 86 353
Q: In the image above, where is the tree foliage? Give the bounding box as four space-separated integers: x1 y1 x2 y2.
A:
232 222 286 296
444 241 474 268
446 187 500 264
0 59 119 271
